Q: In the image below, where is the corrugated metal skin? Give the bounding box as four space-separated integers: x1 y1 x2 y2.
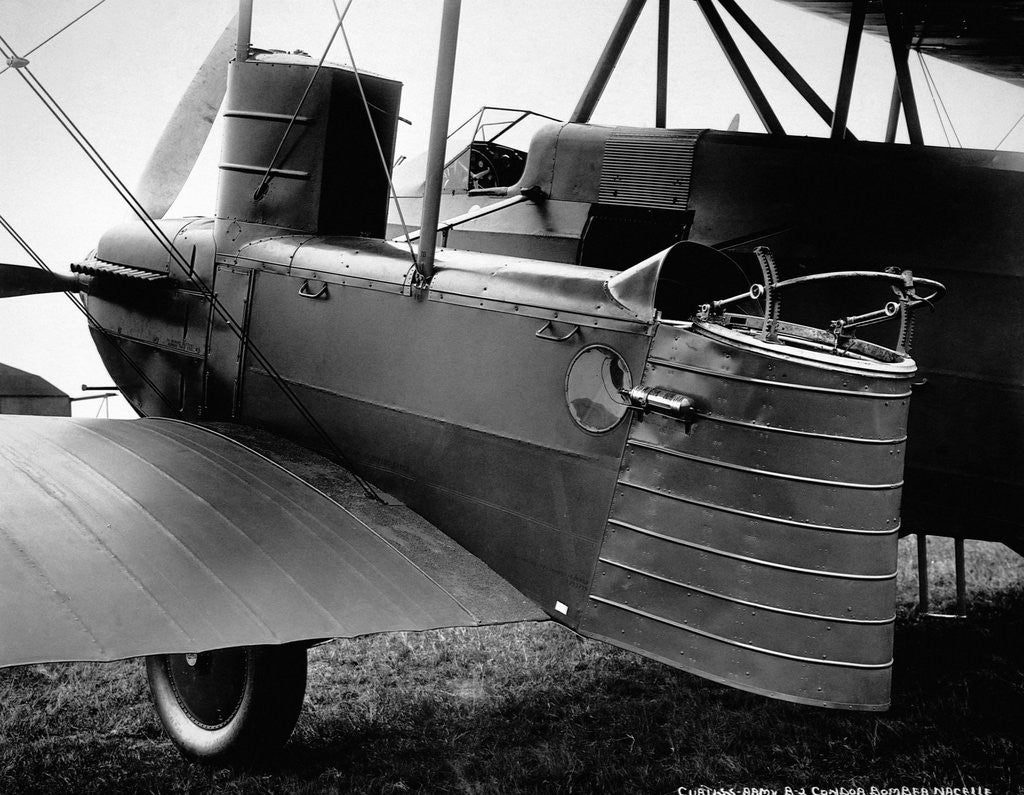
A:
0 417 506 669
580 322 916 710
598 129 702 210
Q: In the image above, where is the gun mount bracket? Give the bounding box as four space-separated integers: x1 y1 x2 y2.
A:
700 247 945 361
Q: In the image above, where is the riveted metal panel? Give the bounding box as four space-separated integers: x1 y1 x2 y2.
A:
95 218 194 275
620 440 903 532
607 481 897 577
89 332 205 418
591 558 893 664
580 320 915 709
584 595 892 710
239 261 654 619
85 286 208 361
645 325 912 440
629 411 906 486
595 514 896 621
203 266 254 419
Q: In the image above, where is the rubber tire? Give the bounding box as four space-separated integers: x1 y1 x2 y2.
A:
146 644 307 766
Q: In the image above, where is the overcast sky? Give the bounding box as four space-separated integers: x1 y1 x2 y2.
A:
2 0 1023 417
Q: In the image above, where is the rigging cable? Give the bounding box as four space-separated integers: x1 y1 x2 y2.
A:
922 56 961 148
0 0 107 78
995 108 1024 151
0 32 383 502
915 50 960 148
916 50 949 146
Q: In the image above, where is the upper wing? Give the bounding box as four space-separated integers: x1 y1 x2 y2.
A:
779 1 1024 88
0 416 543 668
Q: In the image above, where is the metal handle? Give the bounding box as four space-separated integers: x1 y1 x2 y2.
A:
298 280 329 300
535 320 580 342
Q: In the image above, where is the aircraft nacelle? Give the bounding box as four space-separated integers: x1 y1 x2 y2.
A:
75 218 216 417
68 193 930 714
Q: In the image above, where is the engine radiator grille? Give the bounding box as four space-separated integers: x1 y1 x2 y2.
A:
598 129 702 210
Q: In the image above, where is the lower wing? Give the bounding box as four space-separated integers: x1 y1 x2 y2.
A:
0 416 543 668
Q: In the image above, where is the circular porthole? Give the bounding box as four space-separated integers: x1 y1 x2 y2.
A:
564 345 632 433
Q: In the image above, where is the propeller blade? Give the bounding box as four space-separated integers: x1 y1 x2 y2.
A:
134 14 237 219
0 263 80 298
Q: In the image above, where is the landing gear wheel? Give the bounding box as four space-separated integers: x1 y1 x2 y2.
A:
146 644 307 765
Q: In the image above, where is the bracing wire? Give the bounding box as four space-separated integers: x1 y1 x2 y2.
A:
0 32 383 501
995 108 1024 151
916 50 960 148
0 0 107 78
924 58 961 148
916 50 950 146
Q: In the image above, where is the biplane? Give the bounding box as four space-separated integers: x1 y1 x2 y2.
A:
0 0 1018 765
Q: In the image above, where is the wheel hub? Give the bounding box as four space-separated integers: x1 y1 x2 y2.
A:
166 648 249 729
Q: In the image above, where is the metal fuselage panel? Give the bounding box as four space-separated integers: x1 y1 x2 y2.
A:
385 196 590 264
579 322 914 710
232 255 653 621
410 125 1024 546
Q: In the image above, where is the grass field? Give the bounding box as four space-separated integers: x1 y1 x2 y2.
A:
2 536 1022 794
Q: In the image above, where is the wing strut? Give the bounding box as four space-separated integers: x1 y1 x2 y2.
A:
883 0 924 145
655 0 669 128
416 0 462 282
570 0 647 124
716 0 855 139
831 0 867 141
695 0 784 135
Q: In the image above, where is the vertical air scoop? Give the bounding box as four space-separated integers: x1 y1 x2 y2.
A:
216 53 401 245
